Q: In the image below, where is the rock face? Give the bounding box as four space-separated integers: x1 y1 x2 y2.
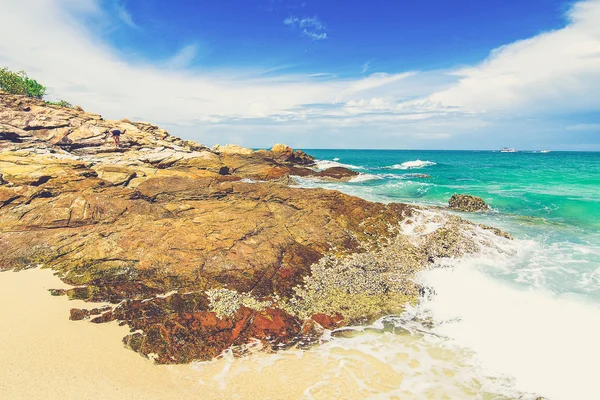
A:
448 194 490 212
211 144 254 155
0 92 511 364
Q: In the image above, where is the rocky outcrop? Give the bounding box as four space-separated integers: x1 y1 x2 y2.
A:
0 92 511 364
211 144 254 155
448 194 490 212
289 166 360 182
269 143 315 165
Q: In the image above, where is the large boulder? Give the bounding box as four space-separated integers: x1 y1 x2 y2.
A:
212 144 254 155
315 167 359 181
271 143 293 153
269 143 315 165
448 194 490 212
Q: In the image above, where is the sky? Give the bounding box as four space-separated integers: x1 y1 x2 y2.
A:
1 0 600 150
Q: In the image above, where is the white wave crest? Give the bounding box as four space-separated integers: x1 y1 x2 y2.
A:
313 159 361 171
348 173 383 183
388 160 436 170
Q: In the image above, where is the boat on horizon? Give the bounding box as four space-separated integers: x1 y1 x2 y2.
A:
500 147 517 153
540 149 551 153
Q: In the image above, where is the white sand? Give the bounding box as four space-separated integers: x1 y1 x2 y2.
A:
0 268 200 400
0 268 491 400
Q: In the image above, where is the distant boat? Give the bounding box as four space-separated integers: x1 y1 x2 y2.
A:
500 148 517 153
540 150 551 153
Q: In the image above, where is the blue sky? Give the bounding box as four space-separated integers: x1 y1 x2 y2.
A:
104 0 568 73
2 0 600 149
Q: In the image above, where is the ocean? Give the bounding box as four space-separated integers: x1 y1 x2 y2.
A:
284 149 600 399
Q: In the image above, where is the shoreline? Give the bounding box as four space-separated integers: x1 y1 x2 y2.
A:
0 268 502 400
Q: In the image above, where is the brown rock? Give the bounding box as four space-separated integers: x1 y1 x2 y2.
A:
315 167 359 181
271 143 293 153
269 144 315 165
448 194 490 212
212 144 254 155
311 313 345 329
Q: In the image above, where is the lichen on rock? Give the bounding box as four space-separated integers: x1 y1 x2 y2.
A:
206 288 275 318
281 235 425 323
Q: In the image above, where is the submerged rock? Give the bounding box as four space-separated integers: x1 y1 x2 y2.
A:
448 193 490 212
314 166 359 181
404 173 431 179
0 92 512 364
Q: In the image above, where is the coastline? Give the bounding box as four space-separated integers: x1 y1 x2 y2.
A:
0 268 502 399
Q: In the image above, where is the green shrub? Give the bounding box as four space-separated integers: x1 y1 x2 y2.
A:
0 67 46 98
45 99 73 108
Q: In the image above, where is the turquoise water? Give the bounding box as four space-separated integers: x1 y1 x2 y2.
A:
305 150 600 228
296 149 600 399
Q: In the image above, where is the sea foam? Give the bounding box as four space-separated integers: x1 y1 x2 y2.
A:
387 160 437 170
348 173 383 183
313 159 361 171
417 232 600 400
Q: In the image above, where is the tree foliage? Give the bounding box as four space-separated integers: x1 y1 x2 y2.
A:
0 67 47 98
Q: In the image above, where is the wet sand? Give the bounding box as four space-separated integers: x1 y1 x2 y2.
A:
0 268 498 400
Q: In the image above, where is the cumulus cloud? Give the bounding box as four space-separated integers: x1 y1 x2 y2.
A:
429 0 600 115
0 0 330 123
284 16 327 40
0 0 426 128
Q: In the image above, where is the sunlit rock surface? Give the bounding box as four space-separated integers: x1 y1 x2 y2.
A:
0 91 510 364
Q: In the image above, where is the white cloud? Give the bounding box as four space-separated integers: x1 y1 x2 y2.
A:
284 16 327 40
302 31 327 41
429 0 600 115
361 60 372 74
0 1 331 124
166 44 198 69
342 72 416 95
0 0 430 129
116 5 138 29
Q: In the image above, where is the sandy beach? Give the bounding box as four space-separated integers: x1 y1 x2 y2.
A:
0 268 200 400
0 268 491 400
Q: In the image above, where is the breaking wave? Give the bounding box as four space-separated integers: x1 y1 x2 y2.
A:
348 173 383 183
313 159 362 171
387 160 437 170
414 225 600 400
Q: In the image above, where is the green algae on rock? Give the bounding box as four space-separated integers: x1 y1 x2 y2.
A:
448 194 490 212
